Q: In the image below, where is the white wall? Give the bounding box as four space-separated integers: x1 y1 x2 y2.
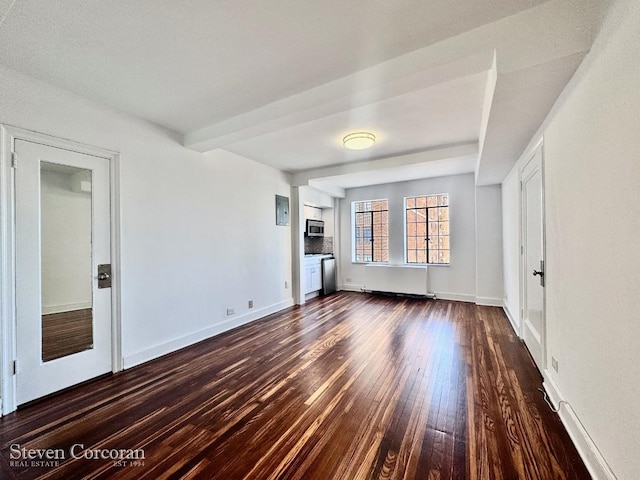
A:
544 1 640 477
338 173 502 302
0 65 293 368
475 185 503 305
321 208 335 237
501 0 640 477
40 169 92 313
501 168 520 331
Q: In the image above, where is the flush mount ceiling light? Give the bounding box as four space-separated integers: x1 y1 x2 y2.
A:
343 132 376 150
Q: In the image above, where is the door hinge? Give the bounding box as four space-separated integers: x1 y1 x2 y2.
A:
12 360 18 375
521 245 524 255
520 181 523 191
11 152 17 168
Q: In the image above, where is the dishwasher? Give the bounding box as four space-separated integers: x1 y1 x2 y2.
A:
321 257 336 295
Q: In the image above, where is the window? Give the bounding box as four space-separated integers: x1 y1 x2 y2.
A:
405 194 450 264
353 200 388 263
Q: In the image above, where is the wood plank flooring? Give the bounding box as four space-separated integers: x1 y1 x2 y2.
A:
0 292 589 479
42 309 93 362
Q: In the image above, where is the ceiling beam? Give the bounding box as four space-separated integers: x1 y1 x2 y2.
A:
184 51 494 153
292 142 478 188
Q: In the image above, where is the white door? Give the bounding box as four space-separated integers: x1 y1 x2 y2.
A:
521 147 545 372
15 139 112 405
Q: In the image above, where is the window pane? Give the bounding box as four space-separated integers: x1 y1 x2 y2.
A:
373 210 387 224
353 200 388 263
405 194 450 265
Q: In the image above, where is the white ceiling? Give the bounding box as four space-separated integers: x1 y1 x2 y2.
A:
0 0 611 194
226 71 488 173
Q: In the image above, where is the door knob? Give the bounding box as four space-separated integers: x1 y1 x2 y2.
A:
98 264 112 288
532 260 545 287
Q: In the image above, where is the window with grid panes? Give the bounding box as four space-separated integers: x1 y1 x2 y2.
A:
405 194 450 264
353 200 388 263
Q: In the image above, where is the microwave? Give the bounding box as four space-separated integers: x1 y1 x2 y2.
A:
305 219 324 237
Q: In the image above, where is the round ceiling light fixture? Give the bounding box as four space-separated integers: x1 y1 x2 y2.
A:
343 131 376 150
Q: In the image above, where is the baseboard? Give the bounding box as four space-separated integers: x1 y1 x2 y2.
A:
502 303 519 334
542 375 617 480
475 296 503 307
433 292 475 303
42 302 92 314
123 298 294 369
337 288 479 305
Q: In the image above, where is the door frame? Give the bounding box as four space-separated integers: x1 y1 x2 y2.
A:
0 124 122 415
519 136 546 372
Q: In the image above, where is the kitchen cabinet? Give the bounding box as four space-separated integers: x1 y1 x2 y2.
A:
304 205 323 221
304 255 329 294
305 265 322 293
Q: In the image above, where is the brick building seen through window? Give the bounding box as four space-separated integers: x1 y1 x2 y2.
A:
353 200 388 263
406 194 450 264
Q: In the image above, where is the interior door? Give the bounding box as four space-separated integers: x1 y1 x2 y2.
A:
15 139 112 405
521 147 545 372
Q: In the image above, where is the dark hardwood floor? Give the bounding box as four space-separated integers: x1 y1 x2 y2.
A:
0 292 589 479
42 309 93 362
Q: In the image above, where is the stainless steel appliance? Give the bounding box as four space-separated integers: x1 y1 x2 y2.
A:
321 257 336 295
305 219 324 237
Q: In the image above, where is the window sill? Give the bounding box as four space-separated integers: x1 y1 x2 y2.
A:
410 263 450 267
351 262 450 267
351 261 388 265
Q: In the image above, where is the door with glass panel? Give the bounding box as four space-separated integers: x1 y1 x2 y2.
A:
14 139 112 405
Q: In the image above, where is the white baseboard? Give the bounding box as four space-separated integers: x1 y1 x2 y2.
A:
543 375 617 480
433 292 475 303
42 302 92 314
502 303 519 334
337 288 482 305
123 298 294 369
475 296 503 307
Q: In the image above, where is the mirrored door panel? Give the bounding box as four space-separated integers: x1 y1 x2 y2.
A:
40 162 94 362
